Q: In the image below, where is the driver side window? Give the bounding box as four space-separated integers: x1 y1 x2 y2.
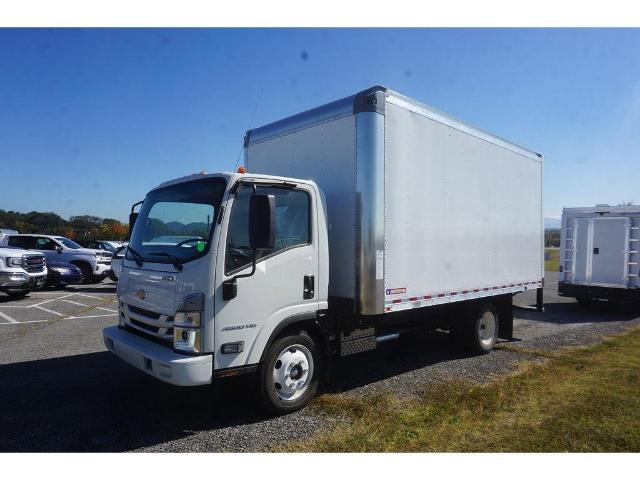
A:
35 237 59 251
225 185 311 274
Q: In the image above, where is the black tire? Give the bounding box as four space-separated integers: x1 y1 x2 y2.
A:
576 297 592 307
463 303 499 355
6 291 28 299
258 330 322 414
74 262 94 284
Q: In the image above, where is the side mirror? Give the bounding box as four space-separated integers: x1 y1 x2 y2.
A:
56 245 63 253
249 194 275 250
128 212 138 238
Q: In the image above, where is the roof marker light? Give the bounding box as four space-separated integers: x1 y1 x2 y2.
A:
237 166 246 174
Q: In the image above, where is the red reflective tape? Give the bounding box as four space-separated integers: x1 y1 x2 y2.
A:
392 299 402 304
473 289 479 292
409 297 417 301
462 290 469 294
437 293 445 298
483 287 489 291
424 295 432 299
450 291 458 296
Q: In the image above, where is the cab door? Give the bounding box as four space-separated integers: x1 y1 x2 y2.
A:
213 183 319 370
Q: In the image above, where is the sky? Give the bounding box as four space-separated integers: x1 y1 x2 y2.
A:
0 28 639 223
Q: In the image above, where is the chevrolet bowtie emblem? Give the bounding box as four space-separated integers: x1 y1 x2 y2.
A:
135 289 147 300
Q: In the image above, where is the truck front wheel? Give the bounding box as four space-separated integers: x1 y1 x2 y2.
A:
258 330 321 414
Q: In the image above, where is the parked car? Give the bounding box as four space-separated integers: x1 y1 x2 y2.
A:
1 234 111 284
45 261 83 288
108 245 127 282
0 245 47 298
75 239 125 254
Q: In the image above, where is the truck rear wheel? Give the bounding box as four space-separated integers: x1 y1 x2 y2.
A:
463 303 498 354
258 330 321 414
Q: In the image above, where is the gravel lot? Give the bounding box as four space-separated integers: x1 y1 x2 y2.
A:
0 272 638 452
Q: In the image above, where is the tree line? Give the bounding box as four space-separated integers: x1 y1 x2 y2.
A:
0 210 128 240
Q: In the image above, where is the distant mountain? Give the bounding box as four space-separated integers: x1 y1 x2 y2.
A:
544 217 561 229
165 221 208 234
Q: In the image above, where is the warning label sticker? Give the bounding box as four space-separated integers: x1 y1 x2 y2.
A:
386 287 407 295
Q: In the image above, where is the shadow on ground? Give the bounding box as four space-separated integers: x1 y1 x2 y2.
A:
0 352 269 452
0 331 475 452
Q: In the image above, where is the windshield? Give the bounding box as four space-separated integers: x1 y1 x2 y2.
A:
100 242 117 253
128 177 227 265
55 237 83 249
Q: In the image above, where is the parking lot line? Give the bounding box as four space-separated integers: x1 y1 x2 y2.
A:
75 293 111 300
27 293 76 308
0 310 18 324
96 306 117 313
34 305 64 317
61 299 90 307
67 313 117 319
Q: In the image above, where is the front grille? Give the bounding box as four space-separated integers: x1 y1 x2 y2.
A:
123 303 173 342
24 255 46 273
128 304 161 319
130 318 159 333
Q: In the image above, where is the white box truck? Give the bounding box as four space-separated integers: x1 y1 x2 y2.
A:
103 86 544 413
558 205 640 305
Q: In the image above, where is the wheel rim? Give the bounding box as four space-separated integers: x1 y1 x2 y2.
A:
478 310 496 347
272 344 314 401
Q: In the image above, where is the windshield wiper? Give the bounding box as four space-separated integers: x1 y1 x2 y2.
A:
127 246 144 268
148 252 183 271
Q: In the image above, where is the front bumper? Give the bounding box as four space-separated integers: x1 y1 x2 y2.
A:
95 263 111 276
0 272 46 290
103 326 212 386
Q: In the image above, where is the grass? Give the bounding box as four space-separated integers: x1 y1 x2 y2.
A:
545 247 560 272
282 328 640 452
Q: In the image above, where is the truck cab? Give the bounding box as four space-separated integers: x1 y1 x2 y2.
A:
104 172 328 412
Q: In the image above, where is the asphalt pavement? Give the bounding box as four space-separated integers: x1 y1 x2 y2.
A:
0 273 638 452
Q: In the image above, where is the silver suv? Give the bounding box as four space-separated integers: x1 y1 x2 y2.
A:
1 234 111 283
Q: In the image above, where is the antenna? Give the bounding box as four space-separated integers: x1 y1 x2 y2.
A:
234 86 264 171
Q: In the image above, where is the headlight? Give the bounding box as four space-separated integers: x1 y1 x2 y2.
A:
173 293 205 354
174 311 201 327
5 257 23 267
174 327 202 354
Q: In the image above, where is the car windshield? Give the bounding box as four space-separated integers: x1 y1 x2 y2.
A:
100 242 117 253
128 177 227 265
55 237 83 249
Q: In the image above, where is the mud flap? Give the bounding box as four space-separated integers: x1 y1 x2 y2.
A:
497 295 513 341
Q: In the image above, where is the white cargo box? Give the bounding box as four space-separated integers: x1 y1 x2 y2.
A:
245 86 544 315
560 205 640 289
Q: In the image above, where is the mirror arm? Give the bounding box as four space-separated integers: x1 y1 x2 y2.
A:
222 249 257 301
232 249 257 281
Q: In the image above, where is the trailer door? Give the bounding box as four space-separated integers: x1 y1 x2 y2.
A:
573 218 591 284
590 217 629 287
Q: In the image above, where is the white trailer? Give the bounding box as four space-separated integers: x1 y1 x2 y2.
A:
245 86 544 318
104 86 543 413
558 205 640 305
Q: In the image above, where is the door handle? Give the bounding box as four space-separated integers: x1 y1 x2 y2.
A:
303 275 315 299
593 247 599 255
